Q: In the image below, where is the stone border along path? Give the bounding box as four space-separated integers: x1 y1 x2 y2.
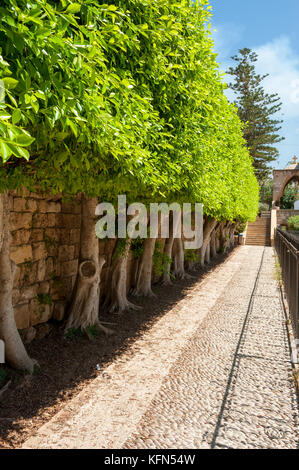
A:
23 246 299 449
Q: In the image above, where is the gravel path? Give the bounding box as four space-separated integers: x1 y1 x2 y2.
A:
23 246 298 449
123 247 298 449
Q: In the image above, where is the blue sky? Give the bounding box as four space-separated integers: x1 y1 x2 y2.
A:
209 0 299 169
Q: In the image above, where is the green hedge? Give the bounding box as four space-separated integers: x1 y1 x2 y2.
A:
0 0 258 222
288 215 299 231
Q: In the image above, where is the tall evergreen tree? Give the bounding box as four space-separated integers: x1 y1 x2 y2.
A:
227 48 284 183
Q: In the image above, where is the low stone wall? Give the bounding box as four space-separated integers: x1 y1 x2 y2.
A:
8 191 150 330
9 190 81 329
277 210 299 226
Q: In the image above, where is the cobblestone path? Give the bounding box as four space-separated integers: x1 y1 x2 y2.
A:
23 247 298 449
124 247 298 449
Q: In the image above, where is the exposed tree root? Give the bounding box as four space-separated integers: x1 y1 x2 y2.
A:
210 223 220 259
160 212 180 285
131 237 156 297
104 238 141 314
199 218 218 267
65 196 110 334
172 237 193 280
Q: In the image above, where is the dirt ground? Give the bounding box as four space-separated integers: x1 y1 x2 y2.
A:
0 249 234 449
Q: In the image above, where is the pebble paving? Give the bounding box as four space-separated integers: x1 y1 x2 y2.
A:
124 247 298 449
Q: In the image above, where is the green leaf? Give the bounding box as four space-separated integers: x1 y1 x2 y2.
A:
12 109 22 125
9 144 30 160
0 110 11 120
0 142 13 162
14 133 35 147
66 3 81 14
3 77 19 90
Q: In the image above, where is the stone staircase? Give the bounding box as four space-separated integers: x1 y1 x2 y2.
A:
245 212 271 246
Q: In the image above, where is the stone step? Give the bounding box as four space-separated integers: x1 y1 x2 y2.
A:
248 221 270 226
246 243 271 247
246 233 270 237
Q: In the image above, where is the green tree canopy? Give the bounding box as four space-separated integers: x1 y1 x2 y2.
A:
227 48 284 184
0 0 258 222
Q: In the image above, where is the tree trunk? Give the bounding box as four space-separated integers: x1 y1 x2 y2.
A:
66 196 109 333
229 223 236 249
219 221 230 254
160 212 180 285
199 218 217 267
131 237 156 297
0 193 35 371
104 238 140 314
172 237 192 280
215 226 221 253
205 240 211 264
210 227 218 259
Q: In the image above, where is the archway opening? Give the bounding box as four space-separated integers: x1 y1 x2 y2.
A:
279 177 299 209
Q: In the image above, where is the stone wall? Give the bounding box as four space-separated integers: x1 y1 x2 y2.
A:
9 190 81 329
277 209 299 226
6 192 174 330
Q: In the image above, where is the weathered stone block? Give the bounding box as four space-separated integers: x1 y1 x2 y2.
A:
29 299 52 326
56 213 81 229
37 258 46 281
61 259 78 277
13 266 21 288
8 196 14 211
30 229 44 242
32 242 47 261
32 213 48 228
39 200 61 213
44 228 59 241
61 201 81 214
45 257 55 277
59 229 70 244
38 281 50 294
10 245 32 265
11 229 31 246
27 199 38 212
12 288 20 306
19 261 38 286
14 303 30 329
19 285 38 303
50 276 73 300
58 245 75 261
10 212 32 231
13 198 27 212
74 244 80 259
70 228 80 244
13 197 38 212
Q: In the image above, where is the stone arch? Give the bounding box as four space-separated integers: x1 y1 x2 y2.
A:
272 157 299 207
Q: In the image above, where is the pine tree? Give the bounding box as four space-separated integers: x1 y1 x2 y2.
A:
227 48 284 183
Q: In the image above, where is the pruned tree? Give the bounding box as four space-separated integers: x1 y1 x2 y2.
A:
65 197 110 333
199 218 218 267
104 238 140 315
227 48 284 183
131 237 157 298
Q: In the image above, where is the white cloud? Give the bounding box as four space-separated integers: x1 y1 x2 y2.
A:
210 27 299 166
254 37 299 118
